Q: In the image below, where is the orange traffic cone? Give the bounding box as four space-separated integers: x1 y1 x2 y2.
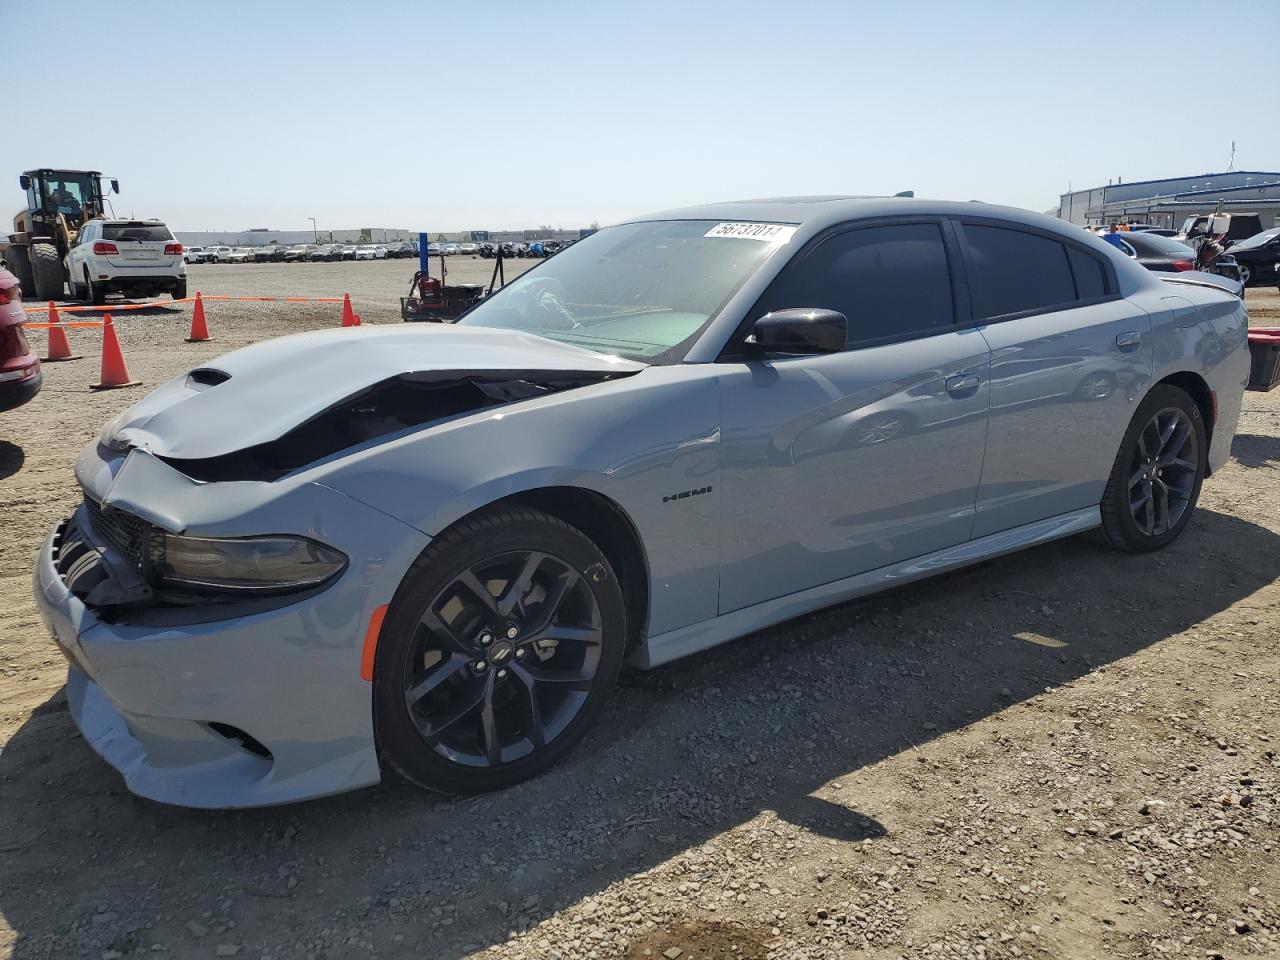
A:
341 293 357 327
44 302 82 362
186 291 211 342
91 314 140 390
351 313 362 327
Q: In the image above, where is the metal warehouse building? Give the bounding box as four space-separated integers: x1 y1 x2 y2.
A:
1058 171 1280 230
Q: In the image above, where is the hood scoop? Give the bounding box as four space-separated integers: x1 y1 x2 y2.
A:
186 368 231 389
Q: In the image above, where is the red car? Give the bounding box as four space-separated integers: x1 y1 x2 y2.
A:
0 267 41 412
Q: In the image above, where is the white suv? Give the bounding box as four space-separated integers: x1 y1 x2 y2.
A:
66 219 187 303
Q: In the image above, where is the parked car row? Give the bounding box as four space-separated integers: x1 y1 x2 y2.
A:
184 242 418 264
476 240 574 259
1091 216 1280 287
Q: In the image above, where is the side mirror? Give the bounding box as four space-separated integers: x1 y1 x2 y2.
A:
750 308 847 355
110 179 120 194
18 175 29 190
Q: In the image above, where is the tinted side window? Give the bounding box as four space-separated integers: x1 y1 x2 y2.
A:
759 223 954 345
965 225 1076 320
1067 246 1108 300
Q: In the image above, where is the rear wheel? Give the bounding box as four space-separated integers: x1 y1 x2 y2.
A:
172 279 187 300
4 246 36 297
1238 263 1252 286
30 243 64 301
84 268 106 306
373 507 626 794
1096 385 1206 553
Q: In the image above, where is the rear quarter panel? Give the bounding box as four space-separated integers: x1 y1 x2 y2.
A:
1132 283 1249 472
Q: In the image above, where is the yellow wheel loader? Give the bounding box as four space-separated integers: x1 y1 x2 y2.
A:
0 168 119 301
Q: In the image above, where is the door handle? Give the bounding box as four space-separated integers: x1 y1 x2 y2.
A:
1115 331 1141 350
944 372 981 396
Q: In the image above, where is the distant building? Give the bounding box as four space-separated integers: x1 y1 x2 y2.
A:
1058 172 1280 230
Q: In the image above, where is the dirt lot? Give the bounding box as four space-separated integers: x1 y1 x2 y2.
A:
1 272 1278 960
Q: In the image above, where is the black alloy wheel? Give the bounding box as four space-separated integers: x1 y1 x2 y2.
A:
373 507 625 794
1096 384 1206 552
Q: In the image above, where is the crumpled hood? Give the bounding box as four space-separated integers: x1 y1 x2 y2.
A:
100 325 643 459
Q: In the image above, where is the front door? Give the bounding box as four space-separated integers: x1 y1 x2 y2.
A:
716 220 991 614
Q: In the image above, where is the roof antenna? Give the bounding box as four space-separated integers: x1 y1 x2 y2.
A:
893 190 914 198
1227 140 1236 172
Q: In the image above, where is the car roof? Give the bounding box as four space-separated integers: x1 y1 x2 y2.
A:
622 196 1066 233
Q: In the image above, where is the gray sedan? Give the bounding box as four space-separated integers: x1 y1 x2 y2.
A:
33 197 1249 807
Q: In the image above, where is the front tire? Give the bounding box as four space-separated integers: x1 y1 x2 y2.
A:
373 507 626 794
30 242 64 301
1096 385 1206 553
1238 263 1252 286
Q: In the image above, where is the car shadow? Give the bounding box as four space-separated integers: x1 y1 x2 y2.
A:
0 441 23 481
1 507 1277 959
56 302 184 318
1231 432 1280 469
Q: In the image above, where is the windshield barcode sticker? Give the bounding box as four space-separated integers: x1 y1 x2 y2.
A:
704 222 797 243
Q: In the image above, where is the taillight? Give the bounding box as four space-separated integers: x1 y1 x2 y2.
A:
93 241 120 255
0 285 16 305
1171 260 1195 272
164 242 183 255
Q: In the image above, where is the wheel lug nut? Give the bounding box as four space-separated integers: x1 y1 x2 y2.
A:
515 648 526 659
474 660 487 672
497 669 508 679
506 626 519 639
479 634 492 646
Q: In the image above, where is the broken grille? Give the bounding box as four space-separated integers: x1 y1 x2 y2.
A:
83 498 156 573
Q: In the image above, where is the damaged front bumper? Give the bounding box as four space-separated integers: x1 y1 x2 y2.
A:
32 477 432 808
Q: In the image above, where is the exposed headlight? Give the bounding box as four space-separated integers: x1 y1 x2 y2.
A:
157 534 347 594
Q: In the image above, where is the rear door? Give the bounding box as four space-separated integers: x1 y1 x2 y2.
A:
716 219 991 613
958 220 1152 537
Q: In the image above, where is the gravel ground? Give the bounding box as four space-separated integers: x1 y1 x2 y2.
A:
0 276 1277 960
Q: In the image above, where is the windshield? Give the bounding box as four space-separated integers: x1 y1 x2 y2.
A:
1232 229 1280 250
457 220 789 363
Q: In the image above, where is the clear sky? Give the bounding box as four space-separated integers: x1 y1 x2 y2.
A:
3 0 1276 233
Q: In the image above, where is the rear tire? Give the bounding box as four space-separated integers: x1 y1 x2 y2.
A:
30 243 64 301
84 268 106 306
4 246 36 297
373 506 626 795
172 279 187 300
1238 263 1252 286
1095 384 1206 553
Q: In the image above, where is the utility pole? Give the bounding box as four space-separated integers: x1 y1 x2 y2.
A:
308 217 318 242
